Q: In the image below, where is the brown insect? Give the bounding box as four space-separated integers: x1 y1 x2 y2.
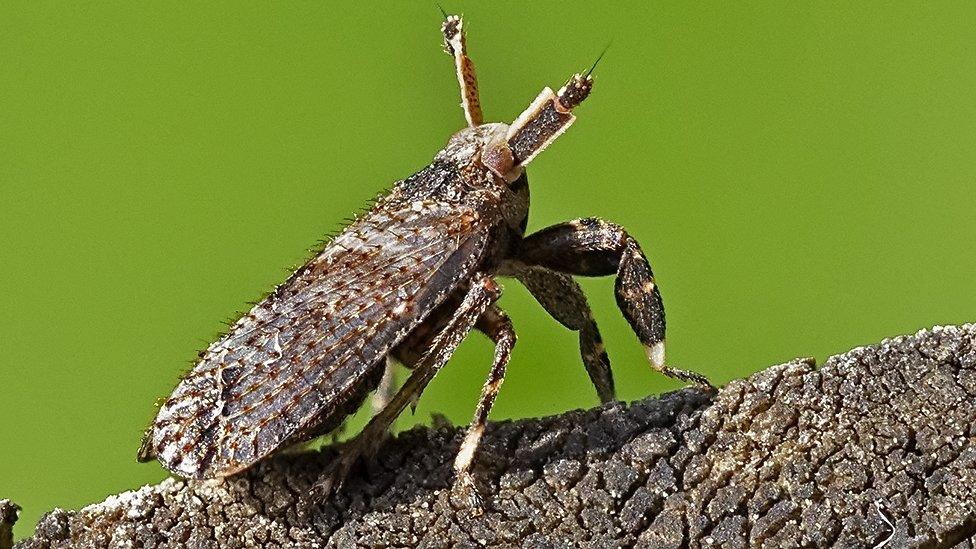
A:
137 13 712 503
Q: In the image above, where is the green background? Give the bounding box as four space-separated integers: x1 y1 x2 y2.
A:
3 1 975 539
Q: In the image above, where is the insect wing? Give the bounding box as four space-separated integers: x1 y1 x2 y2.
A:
148 200 485 478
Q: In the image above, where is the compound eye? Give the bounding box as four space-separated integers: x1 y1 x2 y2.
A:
482 142 518 183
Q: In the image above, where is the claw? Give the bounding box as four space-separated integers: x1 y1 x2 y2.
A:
311 443 364 500
310 460 346 500
450 471 486 515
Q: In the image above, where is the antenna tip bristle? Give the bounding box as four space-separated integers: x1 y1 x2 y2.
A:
585 41 612 78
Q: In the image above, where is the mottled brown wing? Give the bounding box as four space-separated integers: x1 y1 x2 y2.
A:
148 199 487 479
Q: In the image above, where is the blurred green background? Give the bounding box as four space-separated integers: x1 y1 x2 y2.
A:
3 1 976 539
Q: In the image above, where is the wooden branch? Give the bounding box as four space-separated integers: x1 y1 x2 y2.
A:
8 324 976 548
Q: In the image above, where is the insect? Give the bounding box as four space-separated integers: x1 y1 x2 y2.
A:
137 13 713 502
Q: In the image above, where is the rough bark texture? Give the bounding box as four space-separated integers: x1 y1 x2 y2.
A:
8 324 976 548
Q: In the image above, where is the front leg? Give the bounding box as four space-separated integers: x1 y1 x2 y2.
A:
517 218 713 388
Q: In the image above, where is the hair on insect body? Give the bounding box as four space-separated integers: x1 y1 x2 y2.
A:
138 13 713 505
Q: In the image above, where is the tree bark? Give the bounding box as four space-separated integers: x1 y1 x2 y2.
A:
7 324 976 548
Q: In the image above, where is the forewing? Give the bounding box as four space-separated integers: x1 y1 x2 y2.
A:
149 199 487 478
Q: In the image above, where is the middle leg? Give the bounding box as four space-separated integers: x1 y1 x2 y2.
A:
453 304 516 500
391 300 519 502
313 274 501 497
511 266 615 403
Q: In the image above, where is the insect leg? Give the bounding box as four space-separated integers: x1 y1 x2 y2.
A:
390 292 464 414
441 14 483 127
511 266 614 403
370 355 397 416
313 274 502 497
451 304 516 506
517 218 713 389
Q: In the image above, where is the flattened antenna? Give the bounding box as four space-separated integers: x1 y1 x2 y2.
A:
441 14 484 127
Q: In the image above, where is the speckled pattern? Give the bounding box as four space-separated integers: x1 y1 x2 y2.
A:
139 121 519 482
13 324 976 548
136 13 674 501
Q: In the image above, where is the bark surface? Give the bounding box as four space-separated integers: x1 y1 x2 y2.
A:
8 324 976 548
